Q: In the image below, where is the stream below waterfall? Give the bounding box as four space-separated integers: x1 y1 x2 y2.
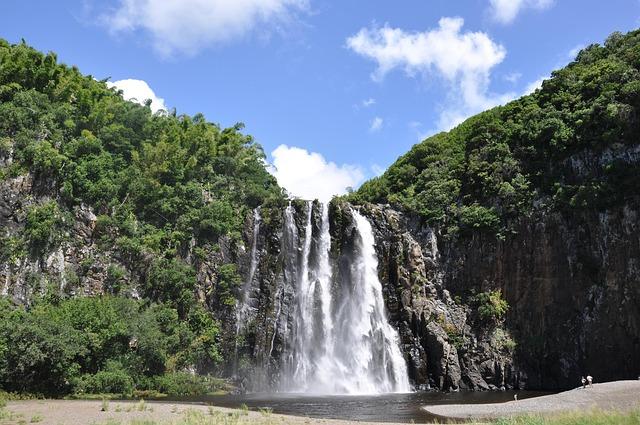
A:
161 390 550 423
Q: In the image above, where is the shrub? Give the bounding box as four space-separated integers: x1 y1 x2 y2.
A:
150 372 224 396
24 201 64 254
471 290 509 321
75 370 134 395
493 328 517 352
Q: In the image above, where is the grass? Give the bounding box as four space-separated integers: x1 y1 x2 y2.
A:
29 414 43 423
493 408 640 425
96 407 640 425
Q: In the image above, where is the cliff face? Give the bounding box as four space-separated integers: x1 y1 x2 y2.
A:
2 162 638 392
1 167 637 393
228 201 518 392
366 202 639 390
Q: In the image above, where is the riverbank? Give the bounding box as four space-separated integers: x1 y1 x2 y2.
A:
3 381 639 425
424 380 640 420
2 399 410 425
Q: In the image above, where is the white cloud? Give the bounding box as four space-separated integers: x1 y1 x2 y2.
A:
362 98 376 107
369 116 383 132
371 163 386 176
347 17 513 131
523 76 546 95
568 44 585 60
103 0 307 56
269 145 365 201
488 0 554 25
107 79 166 112
504 72 522 84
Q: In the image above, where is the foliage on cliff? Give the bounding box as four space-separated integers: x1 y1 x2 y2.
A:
0 38 283 245
349 30 640 234
0 39 285 394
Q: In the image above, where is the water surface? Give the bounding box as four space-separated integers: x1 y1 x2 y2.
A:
163 390 549 423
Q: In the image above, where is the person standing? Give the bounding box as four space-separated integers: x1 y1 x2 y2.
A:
581 376 586 389
587 375 593 387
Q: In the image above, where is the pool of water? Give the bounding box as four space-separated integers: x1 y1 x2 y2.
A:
160 390 550 423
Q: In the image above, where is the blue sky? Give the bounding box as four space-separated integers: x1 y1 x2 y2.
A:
2 0 639 200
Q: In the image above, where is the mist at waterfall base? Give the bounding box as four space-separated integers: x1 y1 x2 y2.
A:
162 390 549 423
236 202 409 395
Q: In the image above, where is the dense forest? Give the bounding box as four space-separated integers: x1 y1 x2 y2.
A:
0 38 284 396
348 30 640 236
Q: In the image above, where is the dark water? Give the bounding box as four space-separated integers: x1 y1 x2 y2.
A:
161 390 549 423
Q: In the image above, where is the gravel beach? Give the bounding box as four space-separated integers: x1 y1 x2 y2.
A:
424 380 640 420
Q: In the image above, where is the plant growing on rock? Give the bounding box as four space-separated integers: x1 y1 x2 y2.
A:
471 290 509 322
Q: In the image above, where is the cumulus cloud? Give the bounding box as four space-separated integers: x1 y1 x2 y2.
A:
107 79 166 112
369 116 383 132
102 0 307 56
269 145 364 201
347 17 513 130
488 0 554 24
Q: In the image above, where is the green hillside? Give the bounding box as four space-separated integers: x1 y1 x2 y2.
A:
0 39 284 396
349 30 640 236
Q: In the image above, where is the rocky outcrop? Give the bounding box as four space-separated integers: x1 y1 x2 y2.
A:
443 204 640 389
353 204 517 391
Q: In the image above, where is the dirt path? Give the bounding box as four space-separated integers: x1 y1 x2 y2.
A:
424 380 640 420
3 399 410 425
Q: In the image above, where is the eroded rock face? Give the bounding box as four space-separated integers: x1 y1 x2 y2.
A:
353 204 518 391
443 205 640 389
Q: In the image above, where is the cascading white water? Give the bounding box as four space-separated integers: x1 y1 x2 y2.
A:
289 201 315 385
338 209 410 394
281 203 410 395
237 208 261 324
235 208 261 368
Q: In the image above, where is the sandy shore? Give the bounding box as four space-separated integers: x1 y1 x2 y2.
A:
424 380 640 420
4 399 409 425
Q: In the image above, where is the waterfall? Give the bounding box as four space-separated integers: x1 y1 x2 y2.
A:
279 203 410 395
236 208 261 327
338 209 410 394
288 201 315 386
235 208 261 369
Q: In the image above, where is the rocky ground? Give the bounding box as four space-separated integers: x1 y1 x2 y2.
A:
424 380 640 420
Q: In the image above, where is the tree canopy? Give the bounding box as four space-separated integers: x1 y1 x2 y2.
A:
348 30 640 235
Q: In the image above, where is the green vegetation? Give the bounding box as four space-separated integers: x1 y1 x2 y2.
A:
492 327 517 353
471 290 510 322
493 409 640 425
0 297 222 397
0 38 286 397
0 36 284 299
349 30 640 236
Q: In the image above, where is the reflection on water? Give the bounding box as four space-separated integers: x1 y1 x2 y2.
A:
161 390 550 423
